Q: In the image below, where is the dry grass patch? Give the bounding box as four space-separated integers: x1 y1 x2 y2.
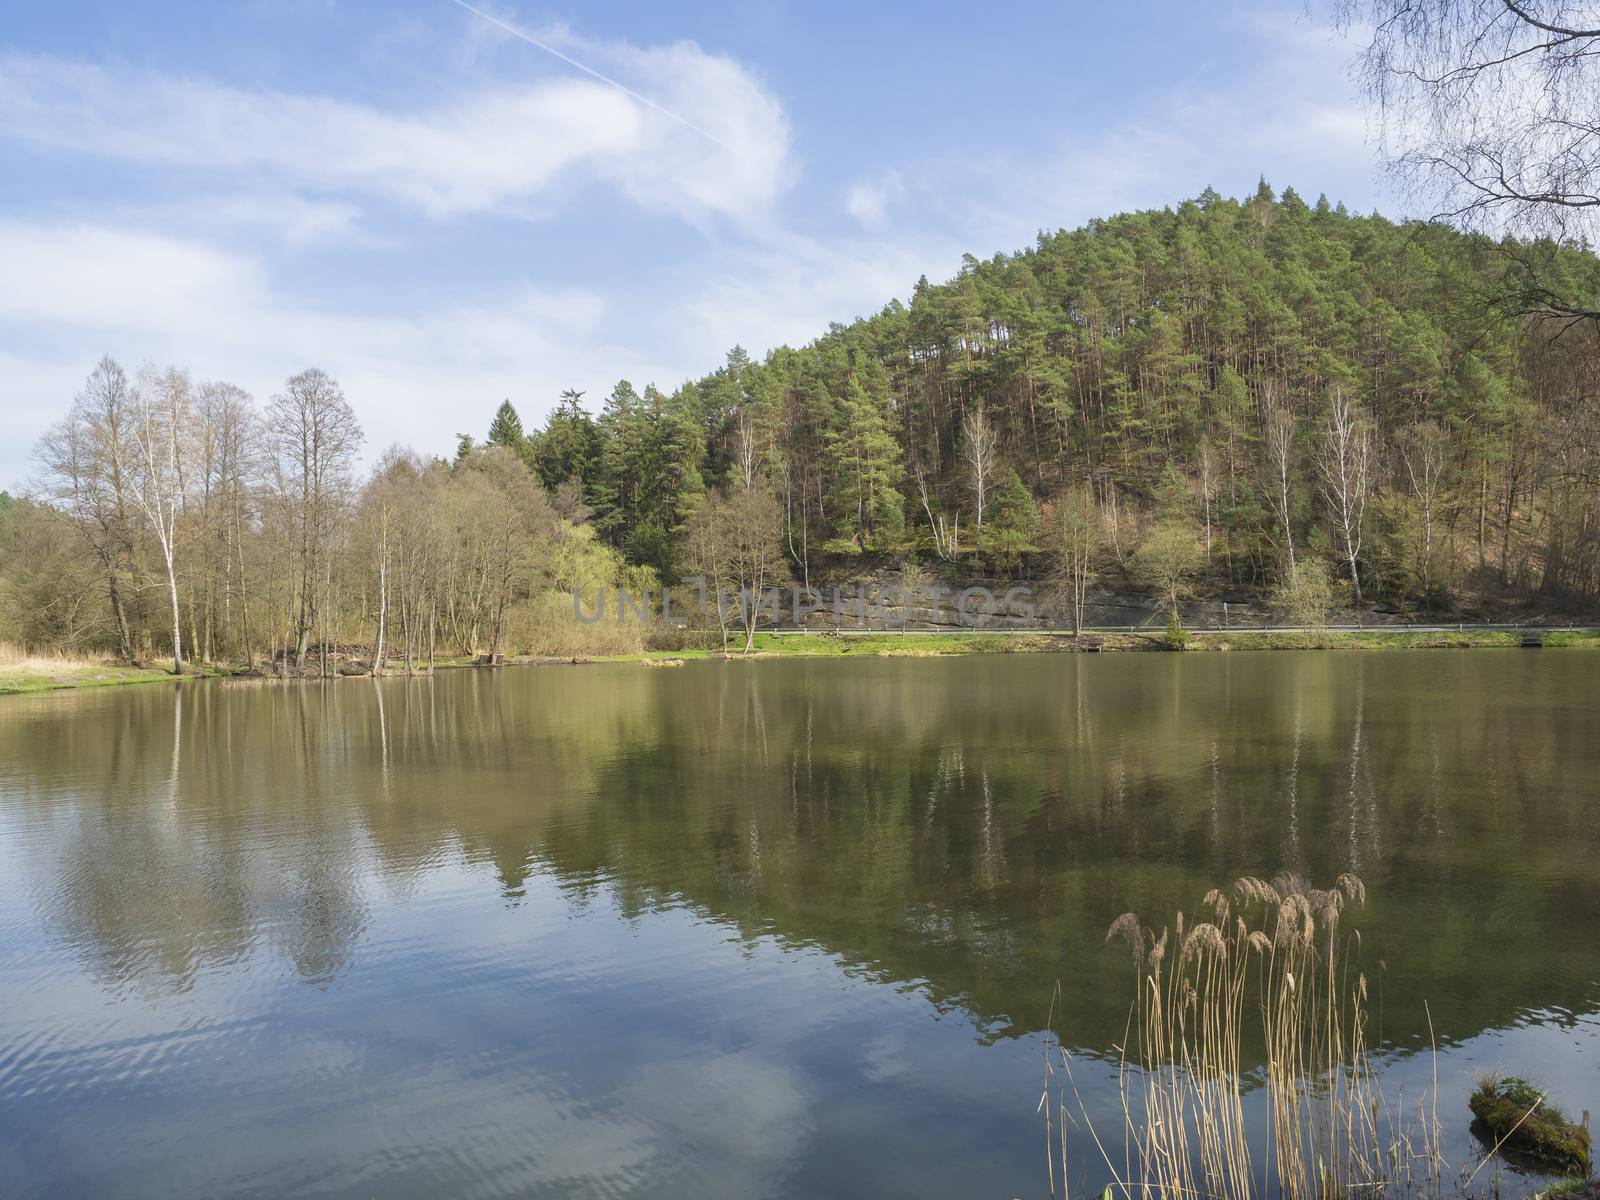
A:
0 641 175 694
0 641 110 673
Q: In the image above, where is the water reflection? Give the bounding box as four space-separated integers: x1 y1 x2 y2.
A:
0 653 1596 1198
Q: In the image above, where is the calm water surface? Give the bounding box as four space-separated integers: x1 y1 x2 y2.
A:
0 652 1597 1198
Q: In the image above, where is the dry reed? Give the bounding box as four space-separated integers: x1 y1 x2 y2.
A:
1043 874 1445 1200
0 640 113 673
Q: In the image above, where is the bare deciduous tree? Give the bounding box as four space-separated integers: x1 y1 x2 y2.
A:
266 369 363 670
1399 420 1450 599
1133 517 1204 626
33 357 138 663
961 408 999 533
732 411 761 492
120 367 191 675
191 381 256 664
1262 390 1299 579
1048 483 1101 635
915 467 960 561
1339 0 1600 318
1314 389 1373 606
688 488 786 653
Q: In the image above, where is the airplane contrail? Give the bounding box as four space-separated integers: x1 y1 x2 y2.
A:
447 0 729 149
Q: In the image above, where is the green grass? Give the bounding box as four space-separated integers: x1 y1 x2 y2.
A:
1537 1175 1597 1200
596 627 1543 662
0 662 221 695
1188 628 1522 651
7 624 1556 691
754 631 1025 656
1543 630 1600 648
591 648 718 662
595 632 1043 660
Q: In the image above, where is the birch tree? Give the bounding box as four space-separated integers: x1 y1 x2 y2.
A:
962 408 999 534
122 367 191 675
1262 394 1298 580
1314 389 1373 606
1048 483 1101 635
1399 420 1449 600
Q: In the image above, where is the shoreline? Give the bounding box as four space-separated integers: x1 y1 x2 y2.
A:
5 627 1597 696
0 662 231 696
607 627 1600 660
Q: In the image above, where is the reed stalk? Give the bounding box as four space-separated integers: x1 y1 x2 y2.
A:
1043 875 1445 1200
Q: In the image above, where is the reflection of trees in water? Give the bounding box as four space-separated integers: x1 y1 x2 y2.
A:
6 683 370 993
3 655 1598 1048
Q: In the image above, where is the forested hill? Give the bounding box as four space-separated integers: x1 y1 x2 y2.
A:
11 184 1600 669
512 181 1600 613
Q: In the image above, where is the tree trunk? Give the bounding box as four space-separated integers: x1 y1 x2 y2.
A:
372 515 388 676
106 566 134 665
162 544 183 676
235 502 254 671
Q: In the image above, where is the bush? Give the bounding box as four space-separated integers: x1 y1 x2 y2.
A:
1272 557 1335 628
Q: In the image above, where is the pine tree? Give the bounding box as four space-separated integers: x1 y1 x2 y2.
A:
980 469 1040 569
487 400 525 451
826 372 904 550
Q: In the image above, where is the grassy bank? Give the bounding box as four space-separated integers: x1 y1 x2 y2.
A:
1542 630 1600 648
1186 628 1524 651
0 644 224 695
599 627 1544 661
4 625 1589 695
597 632 1091 660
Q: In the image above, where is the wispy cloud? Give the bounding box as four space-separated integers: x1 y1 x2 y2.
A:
845 171 904 227
0 220 678 483
448 0 728 148
0 6 1387 492
0 40 790 226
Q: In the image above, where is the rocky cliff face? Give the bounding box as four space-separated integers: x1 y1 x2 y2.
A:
788 566 1424 631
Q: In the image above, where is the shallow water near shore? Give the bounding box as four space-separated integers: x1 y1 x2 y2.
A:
0 651 1596 1198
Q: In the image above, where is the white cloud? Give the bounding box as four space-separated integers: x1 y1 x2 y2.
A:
0 221 682 487
845 171 903 227
0 9 1393 496
676 227 967 357
0 224 268 335
837 13 1379 265
0 43 790 227
598 38 792 227
127 193 366 247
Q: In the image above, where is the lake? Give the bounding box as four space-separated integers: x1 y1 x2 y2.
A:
0 652 1596 1198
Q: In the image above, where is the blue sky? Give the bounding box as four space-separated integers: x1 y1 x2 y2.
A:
0 1 1385 488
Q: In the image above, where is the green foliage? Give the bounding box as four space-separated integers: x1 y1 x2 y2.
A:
1272 557 1336 628
980 469 1040 568
1544 630 1600 648
1133 519 1205 623
590 381 705 550
826 371 904 550
510 186 1600 610
534 389 602 497
486 400 526 451
622 523 677 577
